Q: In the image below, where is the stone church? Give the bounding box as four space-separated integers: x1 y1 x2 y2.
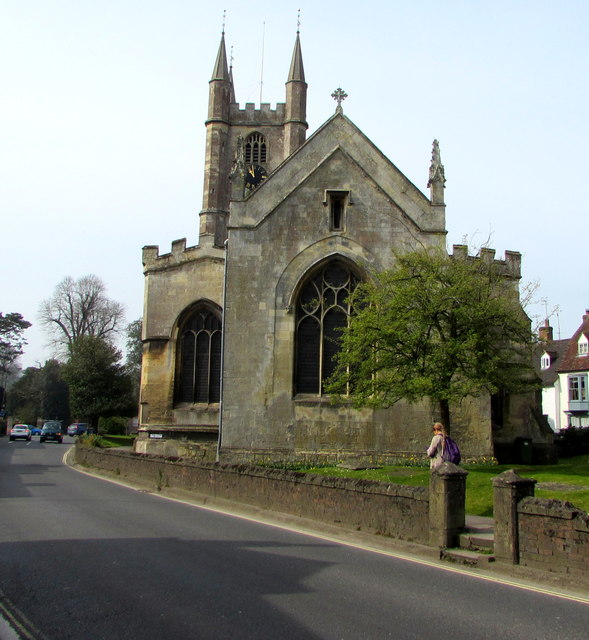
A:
136 30 554 464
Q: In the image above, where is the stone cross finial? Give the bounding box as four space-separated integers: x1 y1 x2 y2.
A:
331 87 348 113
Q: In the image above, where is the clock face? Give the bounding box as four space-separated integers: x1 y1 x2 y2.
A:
245 164 267 189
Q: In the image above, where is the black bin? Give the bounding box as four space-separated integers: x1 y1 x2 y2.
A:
514 437 533 464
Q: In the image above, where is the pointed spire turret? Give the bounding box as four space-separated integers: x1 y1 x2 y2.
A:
207 31 231 123
284 26 308 157
211 32 230 81
202 29 233 246
288 32 305 83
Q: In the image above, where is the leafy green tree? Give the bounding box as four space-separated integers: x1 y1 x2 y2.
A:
62 336 135 427
6 366 41 424
125 319 142 404
0 312 31 381
39 359 70 422
326 248 537 430
7 360 70 424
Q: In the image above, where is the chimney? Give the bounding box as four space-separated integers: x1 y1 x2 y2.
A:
538 319 553 343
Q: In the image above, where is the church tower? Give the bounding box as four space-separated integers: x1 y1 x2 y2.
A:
199 28 308 247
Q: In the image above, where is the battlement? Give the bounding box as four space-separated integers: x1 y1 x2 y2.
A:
230 102 286 126
142 238 225 273
451 244 521 279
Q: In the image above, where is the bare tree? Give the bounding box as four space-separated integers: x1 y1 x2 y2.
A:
39 275 125 352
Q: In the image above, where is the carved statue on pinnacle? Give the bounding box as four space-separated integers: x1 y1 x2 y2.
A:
427 139 446 188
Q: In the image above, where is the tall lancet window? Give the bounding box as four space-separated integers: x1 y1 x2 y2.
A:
245 132 267 164
295 260 360 395
176 306 222 404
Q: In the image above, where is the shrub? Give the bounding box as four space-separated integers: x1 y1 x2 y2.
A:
98 416 128 436
556 427 589 458
78 434 111 448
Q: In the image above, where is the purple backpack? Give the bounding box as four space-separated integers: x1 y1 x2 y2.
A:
442 436 461 465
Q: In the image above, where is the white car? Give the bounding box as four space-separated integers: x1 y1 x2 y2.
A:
9 425 32 442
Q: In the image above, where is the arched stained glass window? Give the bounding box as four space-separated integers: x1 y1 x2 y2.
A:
295 260 360 395
176 308 222 404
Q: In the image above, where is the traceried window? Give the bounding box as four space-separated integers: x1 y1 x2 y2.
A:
245 133 267 164
540 353 551 370
295 260 360 395
578 339 588 356
176 307 222 404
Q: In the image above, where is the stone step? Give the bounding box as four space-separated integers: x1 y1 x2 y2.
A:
458 530 495 551
441 548 495 567
464 520 494 535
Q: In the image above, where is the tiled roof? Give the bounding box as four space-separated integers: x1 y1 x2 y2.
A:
557 312 589 373
535 339 570 386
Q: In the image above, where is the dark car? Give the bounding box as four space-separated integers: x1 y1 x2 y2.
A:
67 423 89 437
40 422 63 443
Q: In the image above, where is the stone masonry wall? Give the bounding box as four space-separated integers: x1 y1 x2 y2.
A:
75 445 429 544
517 497 589 578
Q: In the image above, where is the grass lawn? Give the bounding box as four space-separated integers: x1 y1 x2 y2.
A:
302 456 589 517
79 434 136 448
100 435 136 447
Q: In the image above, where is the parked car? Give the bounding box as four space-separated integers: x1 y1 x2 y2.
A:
40 422 63 444
9 424 32 441
67 423 89 437
29 426 42 436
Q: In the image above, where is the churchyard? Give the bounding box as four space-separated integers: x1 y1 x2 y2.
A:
289 455 589 517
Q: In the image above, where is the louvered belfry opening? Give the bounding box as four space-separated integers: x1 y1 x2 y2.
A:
177 308 222 404
295 260 359 395
245 132 267 164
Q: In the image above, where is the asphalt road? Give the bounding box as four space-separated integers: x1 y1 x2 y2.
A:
1 435 588 640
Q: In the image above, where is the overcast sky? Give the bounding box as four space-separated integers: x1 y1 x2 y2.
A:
2 0 587 369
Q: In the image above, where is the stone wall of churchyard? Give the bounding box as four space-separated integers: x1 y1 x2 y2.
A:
518 498 589 577
493 469 589 582
75 446 589 579
74 445 430 545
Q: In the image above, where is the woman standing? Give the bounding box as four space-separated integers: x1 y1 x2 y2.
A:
427 422 447 470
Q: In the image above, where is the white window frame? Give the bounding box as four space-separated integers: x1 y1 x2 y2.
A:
568 374 588 402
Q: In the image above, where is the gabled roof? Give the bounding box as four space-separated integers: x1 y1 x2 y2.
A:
557 311 589 373
231 111 443 233
535 339 569 386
